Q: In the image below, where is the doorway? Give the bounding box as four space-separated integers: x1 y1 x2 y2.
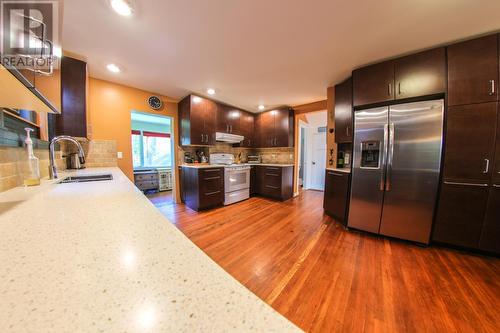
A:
300 111 327 191
130 111 175 204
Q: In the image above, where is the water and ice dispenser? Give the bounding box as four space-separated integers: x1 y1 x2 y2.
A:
360 141 380 168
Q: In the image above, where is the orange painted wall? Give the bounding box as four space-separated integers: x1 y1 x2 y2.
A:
87 78 180 201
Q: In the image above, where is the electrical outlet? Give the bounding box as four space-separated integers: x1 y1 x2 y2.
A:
117 152 123 159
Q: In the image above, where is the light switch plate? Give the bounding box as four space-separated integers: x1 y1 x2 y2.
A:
117 152 123 159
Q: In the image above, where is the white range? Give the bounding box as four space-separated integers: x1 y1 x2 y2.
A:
210 153 252 205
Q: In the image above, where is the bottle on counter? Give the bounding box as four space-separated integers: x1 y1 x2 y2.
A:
22 128 41 186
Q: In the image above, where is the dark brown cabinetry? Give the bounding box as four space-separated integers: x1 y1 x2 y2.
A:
447 34 498 106
395 47 446 100
353 60 395 107
323 170 350 225
479 186 500 253
179 95 217 145
181 167 224 211
492 105 500 185
250 166 257 195
49 56 88 138
433 183 489 248
443 102 498 184
334 77 353 143
353 48 446 107
256 108 294 147
217 104 241 134
255 165 294 200
239 111 255 148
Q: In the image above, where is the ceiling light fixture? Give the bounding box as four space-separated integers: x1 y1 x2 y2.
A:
110 0 133 16
207 88 216 95
258 105 265 111
106 63 121 73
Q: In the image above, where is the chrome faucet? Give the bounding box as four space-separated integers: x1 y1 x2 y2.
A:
49 136 86 179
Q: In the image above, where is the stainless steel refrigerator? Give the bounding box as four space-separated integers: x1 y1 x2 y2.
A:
348 99 444 244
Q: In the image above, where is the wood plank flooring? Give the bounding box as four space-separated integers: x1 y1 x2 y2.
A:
148 190 500 333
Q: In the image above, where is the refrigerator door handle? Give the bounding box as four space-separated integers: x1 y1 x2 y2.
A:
380 124 389 191
385 123 395 191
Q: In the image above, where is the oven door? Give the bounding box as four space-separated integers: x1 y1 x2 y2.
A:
225 168 250 193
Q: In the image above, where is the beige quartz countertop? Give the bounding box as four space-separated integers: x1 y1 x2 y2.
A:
326 167 351 173
0 167 301 333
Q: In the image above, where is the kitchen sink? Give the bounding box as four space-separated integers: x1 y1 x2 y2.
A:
58 174 113 184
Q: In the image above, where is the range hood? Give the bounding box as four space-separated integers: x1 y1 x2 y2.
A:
215 132 244 143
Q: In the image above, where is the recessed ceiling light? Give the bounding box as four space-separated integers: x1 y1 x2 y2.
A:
258 105 265 111
106 63 121 73
110 0 133 16
207 88 216 95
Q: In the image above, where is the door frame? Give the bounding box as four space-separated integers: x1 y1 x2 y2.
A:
295 119 309 195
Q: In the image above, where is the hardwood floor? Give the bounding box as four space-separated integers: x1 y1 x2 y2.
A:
148 190 500 333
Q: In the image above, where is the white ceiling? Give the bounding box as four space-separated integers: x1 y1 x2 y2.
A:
62 0 500 112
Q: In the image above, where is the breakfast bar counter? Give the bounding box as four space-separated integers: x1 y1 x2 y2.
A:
0 167 300 332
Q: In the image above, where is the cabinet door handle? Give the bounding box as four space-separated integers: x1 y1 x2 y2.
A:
489 80 496 96
398 82 401 95
201 134 204 143
205 190 221 196
327 171 343 177
483 159 490 174
346 126 349 137
388 83 392 96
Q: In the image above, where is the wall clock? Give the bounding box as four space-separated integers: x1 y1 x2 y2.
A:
147 96 163 110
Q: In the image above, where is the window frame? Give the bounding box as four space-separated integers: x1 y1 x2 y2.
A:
132 129 172 170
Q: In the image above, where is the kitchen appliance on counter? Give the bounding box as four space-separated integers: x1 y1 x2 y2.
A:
66 153 86 170
247 155 261 164
210 153 251 205
348 99 444 244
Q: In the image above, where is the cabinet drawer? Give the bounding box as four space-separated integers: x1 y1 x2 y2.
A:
135 173 158 182
135 180 158 190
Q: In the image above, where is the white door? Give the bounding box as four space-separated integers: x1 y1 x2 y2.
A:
310 132 326 190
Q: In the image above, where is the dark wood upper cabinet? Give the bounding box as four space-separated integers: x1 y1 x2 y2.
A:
256 108 294 148
217 104 241 134
179 95 217 145
433 183 489 248
395 47 446 100
479 186 500 254
334 77 353 143
238 111 255 148
52 56 87 138
443 102 498 184
353 60 395 107
447 34 499 106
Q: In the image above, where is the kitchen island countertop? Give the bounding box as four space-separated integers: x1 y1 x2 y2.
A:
0 167 300 332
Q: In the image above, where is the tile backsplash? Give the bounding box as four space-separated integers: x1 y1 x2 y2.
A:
61 139 118 168
178 143 294 164
0 139 117 193
0 146 64 192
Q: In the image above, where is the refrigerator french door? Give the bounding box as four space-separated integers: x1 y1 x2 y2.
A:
348 100 444 244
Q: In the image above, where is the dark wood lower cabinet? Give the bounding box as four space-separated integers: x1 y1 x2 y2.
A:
433 183 489 248
181 167 224 211
255 166 294 201
250 166 257 196
479 186 500 254
323 170 350 225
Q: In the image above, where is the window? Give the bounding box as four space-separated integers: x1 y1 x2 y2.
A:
132 130 172 169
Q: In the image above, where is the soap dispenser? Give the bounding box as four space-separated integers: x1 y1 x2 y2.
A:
22 128 41 186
